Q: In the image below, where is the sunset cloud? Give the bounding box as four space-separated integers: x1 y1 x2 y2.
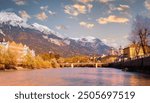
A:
13 0 26 5
79 21 94 28
19 10 31 20
145 0 150 10
64 3 93 16
115 4 130 11
97 15 129 24
36 12 48 21
99 0 115 4
77 0 94 4
73 4 86 14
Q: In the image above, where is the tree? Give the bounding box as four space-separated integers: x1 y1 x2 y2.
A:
22 52 35 68
130 15 150 55
40 53 60 61
4 49 17 66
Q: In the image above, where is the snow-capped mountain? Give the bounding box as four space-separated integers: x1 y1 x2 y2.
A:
0 12 31 28
67 36 110 54
70 36 106 46
32 23 64 38
0 11 111 56
32 23 52 35
71 36 97 42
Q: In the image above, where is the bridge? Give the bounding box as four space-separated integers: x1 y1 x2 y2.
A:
60 63 103 68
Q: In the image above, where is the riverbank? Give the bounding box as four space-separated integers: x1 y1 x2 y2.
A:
106 56 150 74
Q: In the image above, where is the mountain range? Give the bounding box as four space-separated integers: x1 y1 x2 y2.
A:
0 12 111 57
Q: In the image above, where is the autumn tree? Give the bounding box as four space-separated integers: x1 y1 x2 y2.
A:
0 47 17 69
40 53 60 61
130 15 150 55
22 52 35 68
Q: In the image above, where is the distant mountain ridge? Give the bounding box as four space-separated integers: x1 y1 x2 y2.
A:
0 11 111 57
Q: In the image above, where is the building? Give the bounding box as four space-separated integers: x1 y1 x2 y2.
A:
118 46 123 55
123 44 150 59
0 38 35 63
109 47 118 55
0 38 8 47
100 55 118 64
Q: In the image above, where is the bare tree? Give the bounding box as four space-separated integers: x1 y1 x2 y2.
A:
130 15 150 55
132 40 140 57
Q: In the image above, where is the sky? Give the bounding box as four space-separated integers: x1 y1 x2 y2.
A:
0 0 150 48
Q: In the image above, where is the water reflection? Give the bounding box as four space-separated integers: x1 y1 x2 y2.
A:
0 68 150 86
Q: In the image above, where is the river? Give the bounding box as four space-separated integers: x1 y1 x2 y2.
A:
0 68 150 86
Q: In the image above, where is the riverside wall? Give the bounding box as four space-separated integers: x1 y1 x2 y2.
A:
107 56 150 73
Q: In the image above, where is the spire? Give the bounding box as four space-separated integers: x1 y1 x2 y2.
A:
3 38 5 42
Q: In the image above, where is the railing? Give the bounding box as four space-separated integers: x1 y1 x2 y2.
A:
114 53 150 63
60 63 103 68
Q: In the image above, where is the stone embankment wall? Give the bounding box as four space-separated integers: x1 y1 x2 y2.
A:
107 56 150 73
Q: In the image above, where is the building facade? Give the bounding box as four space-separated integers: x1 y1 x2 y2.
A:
123 44 150 59
100 55 118 64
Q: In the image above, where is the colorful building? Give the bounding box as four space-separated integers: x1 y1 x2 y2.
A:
123 44 150 59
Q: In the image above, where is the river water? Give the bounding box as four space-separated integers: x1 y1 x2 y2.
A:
0 68 149 86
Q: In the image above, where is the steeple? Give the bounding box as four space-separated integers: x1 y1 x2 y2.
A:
3 38 5 42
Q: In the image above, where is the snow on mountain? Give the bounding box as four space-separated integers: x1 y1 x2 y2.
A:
63 39 71 45
0 12 64 38
0 12 23 23
70 36 107 48
0 29 5 36
32 23 53 35
32 23 64 38
48 38 65 46
70 36 98 43
0 12 31 28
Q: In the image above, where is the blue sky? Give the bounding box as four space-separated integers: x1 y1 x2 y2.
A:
0 0 150 48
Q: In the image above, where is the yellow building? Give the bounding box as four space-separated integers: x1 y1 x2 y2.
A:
123 44 150 59
101 55 118 64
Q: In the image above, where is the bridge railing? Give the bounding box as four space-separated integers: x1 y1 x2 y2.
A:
60 63 102 68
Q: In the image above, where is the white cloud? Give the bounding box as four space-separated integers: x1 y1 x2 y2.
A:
97 15 129 24
40 5 48 11
40 6 56 16
36 12 48 21
48 10 56 15
102 35 130 48
79 21 94 28
56 25 67 30
102 38 118 48
145 0 150 10
19 10 31 21
108 4 130 14
64 3 93 16
13 0 26 5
